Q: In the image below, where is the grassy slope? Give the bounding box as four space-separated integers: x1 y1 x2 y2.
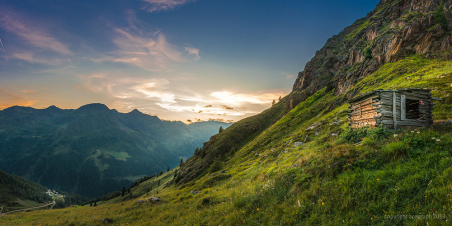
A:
2 54 452 225
179 96 289 184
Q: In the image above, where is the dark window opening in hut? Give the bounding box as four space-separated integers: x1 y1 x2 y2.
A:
406 99 420 119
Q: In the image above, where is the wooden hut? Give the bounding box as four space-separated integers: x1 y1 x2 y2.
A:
348 88 441 129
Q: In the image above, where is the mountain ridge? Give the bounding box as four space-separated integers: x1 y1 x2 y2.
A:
287 0 452 110
0 103 232 198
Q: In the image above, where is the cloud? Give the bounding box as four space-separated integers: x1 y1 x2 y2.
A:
39 66 76 74
141 0 195 12
211 91 284 105
0 89 39 109
20 89 37 93
207 118 234 123
75 72 289 120
12 52 69 65
92 14 200 71
184 47 200 61
0 9 72 55
221 105 233 110
74 73 111 93
133 81 176 104
279 71 294 80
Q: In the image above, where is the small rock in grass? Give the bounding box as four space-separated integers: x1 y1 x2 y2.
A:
147 196 161 203
98 218 112 223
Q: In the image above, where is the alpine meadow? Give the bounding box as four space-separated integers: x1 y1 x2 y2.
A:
1 0 452 225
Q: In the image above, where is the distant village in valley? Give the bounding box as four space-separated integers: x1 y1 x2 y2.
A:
45 190 66 199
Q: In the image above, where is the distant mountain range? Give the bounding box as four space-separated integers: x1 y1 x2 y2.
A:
0 103 232 197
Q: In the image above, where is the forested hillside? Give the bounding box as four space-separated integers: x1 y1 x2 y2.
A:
0 170 89 213
0 104 231 198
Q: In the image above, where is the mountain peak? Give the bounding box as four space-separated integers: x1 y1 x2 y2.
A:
75 103 110 114
130 109 142 114
45 105 61 110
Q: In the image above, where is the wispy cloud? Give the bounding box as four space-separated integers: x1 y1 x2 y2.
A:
75 72 288 119
0 88 39 109
0 38 9 64
12 52 69 65
279 71 294 80
185 47 200 61
141 0 195 12
38 65 76 74
211 91 284 105
0 8 72 55
92 13 200 71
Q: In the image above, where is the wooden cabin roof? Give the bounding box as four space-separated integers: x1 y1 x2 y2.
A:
349 88 432 103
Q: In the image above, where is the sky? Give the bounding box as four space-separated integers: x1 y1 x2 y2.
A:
0 0 379 123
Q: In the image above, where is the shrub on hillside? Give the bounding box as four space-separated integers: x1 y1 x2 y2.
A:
209 158 224 174
339 126 392 144
434 3 448 31
365 48 372 60
337 126 369 144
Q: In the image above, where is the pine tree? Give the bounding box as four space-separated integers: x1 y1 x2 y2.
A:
94 202 97 207
90 203 92 207
153 172 156 178
180 158 184 167
434 3 448 31
129 191 133 199
272 99 276 106
279 96 281 101
159 170 163 176
219 126 224 133
365 48 372 60
167 166 170 172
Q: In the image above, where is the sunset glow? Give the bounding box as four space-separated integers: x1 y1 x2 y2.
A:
0 0 377 122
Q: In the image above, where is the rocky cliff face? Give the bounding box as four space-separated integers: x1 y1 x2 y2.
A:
290 0 452 105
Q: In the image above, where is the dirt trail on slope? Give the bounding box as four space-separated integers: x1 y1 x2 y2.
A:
0 201 55 216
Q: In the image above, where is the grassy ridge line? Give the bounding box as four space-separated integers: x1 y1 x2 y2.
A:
1 54 452 225
179 96 289 184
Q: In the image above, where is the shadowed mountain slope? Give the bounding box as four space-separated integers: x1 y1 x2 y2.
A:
0 104 231 198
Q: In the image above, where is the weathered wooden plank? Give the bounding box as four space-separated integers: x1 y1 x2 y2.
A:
401 95 406 121
379 99 401 107
350 115 378 121
351 95 379 105
393 92 397 130
350 110 377 116
351 118 378 123
400 91 431 99
380 92 393 99
381 119 432 126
